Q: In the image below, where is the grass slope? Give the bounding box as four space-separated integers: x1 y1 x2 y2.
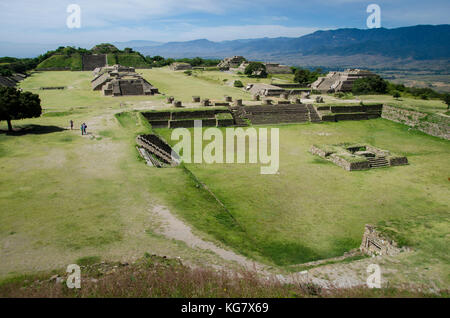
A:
36 54 82 71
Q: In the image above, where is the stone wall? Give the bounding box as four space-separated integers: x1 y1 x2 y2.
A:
360 224 404 256
381 105 450 140
119 80 144 95
329 154 370 171
82 54 107 71
168 118 217 128
240 104 310 125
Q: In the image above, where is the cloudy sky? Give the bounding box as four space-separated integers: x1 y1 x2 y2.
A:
0 0 449 47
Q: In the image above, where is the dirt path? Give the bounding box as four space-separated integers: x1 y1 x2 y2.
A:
151 205 264 271
150 205 378 289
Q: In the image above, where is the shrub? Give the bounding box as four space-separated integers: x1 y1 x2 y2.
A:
442 93 450 109
294 68 321 86
352 75 388 95
234 80 244 88
184 70 192 76
393 91 401 99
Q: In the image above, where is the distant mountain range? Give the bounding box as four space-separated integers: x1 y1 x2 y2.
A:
1 25 449 71
115 24 450 70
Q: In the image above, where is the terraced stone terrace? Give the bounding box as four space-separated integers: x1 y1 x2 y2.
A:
141 108 234 128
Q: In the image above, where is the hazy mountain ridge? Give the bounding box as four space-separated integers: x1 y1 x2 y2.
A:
123 25 450 69
1 25 449 70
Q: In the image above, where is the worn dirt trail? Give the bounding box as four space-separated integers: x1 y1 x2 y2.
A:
152 205 264 271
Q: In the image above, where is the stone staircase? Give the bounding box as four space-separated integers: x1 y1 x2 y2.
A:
229 106 250 126
136 135 180 167
306 104 321 122
367 156 389 168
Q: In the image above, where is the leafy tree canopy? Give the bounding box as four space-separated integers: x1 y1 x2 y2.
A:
0 87 41 132
352 75 388 95
293 68 322 86
244 62 267 78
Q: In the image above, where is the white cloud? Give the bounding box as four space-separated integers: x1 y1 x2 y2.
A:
0 0 447 45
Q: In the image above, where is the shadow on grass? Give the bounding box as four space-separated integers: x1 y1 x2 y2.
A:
0 124 66 136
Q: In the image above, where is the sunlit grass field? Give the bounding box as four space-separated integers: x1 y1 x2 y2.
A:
0 70 448 287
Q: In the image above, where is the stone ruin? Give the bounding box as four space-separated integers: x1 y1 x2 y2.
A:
311 69 377 93
93 64 135 77
310 143 408 171
169 62 192 71
230 103 320 126
245 83 286 97
82 54 108 71
142 109 235 129
136 134 180 168
244 83 309 97
91 64 158 96
360 224 407 256
0 73 26 87
217 56 246 70
262 63 291 74
236 61 290 74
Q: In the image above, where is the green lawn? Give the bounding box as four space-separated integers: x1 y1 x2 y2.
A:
358 94 448 114
0 70 448 288
140 68 251 101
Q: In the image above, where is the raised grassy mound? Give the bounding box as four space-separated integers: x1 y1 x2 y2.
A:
37 53 83 71
36 44 151 71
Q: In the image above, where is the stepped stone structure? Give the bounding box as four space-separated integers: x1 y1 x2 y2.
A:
312 69 377 93
136 134 180 167
91 64 158 96
217 56 246 69
231 104 312 125
0 73 26 87
245 83 286 97
263 63 291 74
93 64 135 77
310 143 408 171
142 109 234 129
169 62 192 71
236 61 291 74
82 54 107 71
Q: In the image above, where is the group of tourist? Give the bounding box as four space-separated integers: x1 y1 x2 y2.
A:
69 120 88 135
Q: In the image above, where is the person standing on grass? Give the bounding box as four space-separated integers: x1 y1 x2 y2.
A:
80 123 85 135
70 120 74 130
83 123 87 135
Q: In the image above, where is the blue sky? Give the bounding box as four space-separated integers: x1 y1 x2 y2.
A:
0 0 449 46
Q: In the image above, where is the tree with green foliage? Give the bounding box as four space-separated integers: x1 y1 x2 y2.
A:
294 69 311 86
352 75 388 95
393 91 401 99
442 93 450 109
293 68 321 87
245 62 267 78
0 87 41 132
